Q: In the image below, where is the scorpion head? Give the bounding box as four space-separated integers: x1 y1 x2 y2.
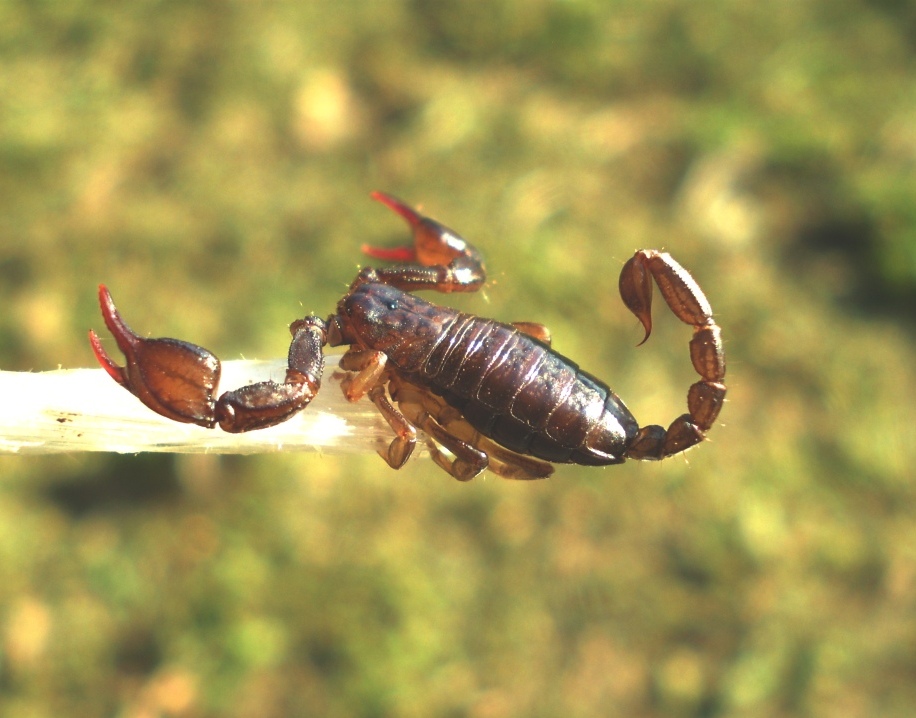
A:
343 284 415 349
336 283 453 370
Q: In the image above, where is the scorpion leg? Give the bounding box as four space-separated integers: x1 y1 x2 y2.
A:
391 382 488 481
421 417 489 482
618 250 727 460
451 428 554 480
389 379 551 480
481 448 554 480
433 402 554 480
367 385 417 469
357 192 486 294
337 348 389 401
337 348 416 469
512 322 552 346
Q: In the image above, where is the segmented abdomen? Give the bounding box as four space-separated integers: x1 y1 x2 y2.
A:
406 314 637 464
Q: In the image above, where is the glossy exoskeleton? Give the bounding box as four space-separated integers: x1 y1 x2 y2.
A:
89 193 726 480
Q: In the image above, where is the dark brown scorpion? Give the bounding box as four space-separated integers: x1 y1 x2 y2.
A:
89 192 726 480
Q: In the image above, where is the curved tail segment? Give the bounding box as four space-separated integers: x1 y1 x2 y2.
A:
618 250 726 460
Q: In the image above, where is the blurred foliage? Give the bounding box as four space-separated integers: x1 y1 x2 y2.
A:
1 1 916 716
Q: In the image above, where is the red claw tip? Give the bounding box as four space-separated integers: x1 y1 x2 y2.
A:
370 191 423 228
88 328 127 385
360 243 417 262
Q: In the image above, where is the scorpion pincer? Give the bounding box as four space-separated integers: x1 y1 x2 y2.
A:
89 192 726 481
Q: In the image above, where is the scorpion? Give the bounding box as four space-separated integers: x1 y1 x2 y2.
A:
89 192 726 481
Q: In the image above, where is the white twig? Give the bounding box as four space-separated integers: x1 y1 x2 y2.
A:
0 359 399 455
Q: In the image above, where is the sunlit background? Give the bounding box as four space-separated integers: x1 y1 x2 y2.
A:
2 2 915 716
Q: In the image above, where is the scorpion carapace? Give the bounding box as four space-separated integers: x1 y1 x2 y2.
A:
89 192 726 481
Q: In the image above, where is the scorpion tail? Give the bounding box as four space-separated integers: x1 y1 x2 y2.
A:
618 250 726 460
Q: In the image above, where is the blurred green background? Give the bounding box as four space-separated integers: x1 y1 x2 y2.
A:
2 1 916 716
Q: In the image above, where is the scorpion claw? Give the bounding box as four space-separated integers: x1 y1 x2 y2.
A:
90 285 221 428
370 190 482 269
93 283 142 375
88 327 128 386
365 193 422 260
